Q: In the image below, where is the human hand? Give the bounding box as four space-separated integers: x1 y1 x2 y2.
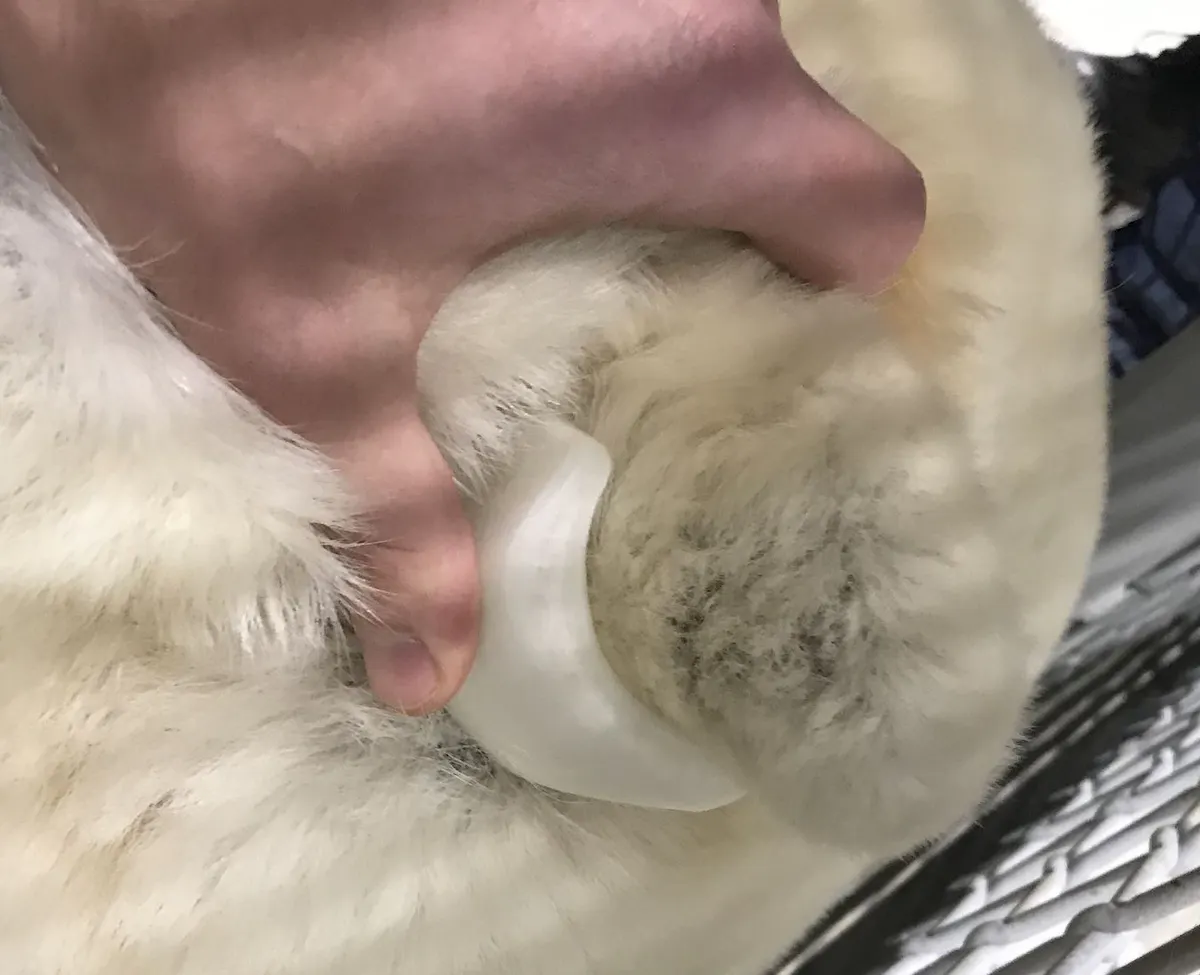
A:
0 0 924 714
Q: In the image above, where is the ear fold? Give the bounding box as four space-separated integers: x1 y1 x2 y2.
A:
581 281 1029 853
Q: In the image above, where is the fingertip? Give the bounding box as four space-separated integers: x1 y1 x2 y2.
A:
336 412 481 714
358 629 443 714
842 147 927 293
354 527 481 716
357 596 478 715
762 141 926 293
745 67 928 292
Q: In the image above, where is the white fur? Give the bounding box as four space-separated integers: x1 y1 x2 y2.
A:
0 0 1107 972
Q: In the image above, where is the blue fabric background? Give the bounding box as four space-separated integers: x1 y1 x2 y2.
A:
1107 144 1200 378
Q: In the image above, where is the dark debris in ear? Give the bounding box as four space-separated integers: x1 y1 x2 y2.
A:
664 517 870 717
667 573 727 704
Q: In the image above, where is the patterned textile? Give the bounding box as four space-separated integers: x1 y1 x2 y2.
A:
1107 141 1200 378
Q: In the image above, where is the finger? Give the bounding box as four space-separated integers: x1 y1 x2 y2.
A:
705 55 926 292
754 69 926 291
336 407 480 715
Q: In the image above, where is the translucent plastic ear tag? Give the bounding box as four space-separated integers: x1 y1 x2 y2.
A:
447 421 746 812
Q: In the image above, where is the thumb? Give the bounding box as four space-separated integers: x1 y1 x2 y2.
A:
338 405 480 715
717 54 926 292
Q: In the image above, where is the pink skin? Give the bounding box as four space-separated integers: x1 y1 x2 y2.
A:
0 0 925 713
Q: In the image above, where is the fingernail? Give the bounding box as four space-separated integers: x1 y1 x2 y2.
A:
360 629 443 714
391 637 441 707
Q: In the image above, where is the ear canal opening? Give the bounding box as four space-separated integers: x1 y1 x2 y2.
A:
447 420 746 812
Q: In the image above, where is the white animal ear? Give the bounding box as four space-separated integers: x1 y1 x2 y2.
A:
447 421 746 812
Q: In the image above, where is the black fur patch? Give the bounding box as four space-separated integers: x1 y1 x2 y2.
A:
1081 36 1200 212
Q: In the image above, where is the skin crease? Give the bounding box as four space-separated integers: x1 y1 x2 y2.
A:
0 0 925 714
